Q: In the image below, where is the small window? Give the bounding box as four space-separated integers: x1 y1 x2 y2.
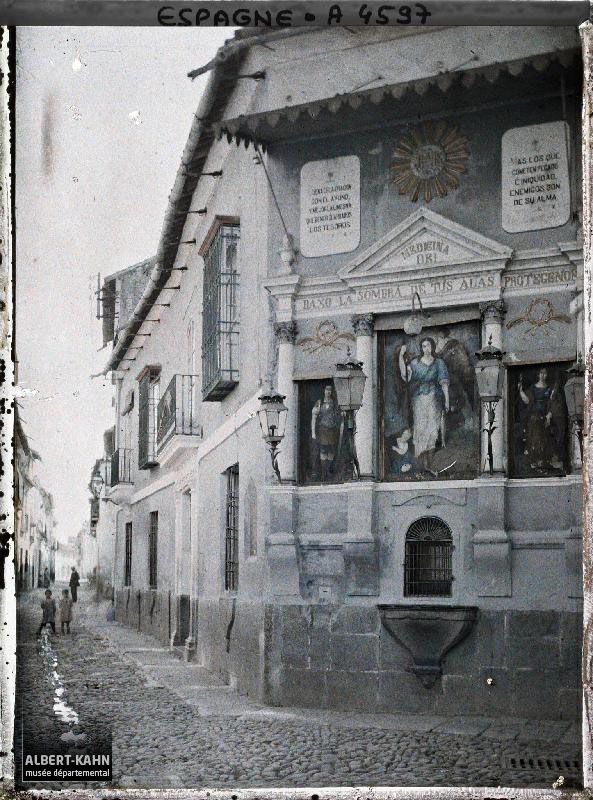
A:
148 511 158 590
201 221 240 401
124 522 132 587
404 517 452 597
138 366 160 469
224 464 239 591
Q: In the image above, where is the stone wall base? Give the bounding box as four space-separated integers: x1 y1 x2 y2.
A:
264 605 582 721
115 588 175 646
112 595 581 720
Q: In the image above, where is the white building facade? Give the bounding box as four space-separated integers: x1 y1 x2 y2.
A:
103 27 584 719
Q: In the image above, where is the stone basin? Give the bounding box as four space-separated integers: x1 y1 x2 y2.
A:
378 604 478 688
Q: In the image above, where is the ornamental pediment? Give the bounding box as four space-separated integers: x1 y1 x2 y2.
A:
338 208 512 283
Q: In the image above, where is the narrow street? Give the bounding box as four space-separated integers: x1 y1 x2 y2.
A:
16 585 582 790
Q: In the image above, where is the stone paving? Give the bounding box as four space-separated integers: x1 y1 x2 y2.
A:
16 585 583 791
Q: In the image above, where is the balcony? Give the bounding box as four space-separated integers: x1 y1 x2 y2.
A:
157 374 202 466
106 447 133 505
90 497 100 524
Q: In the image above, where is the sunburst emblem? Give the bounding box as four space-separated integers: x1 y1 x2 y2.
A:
391 122 470 203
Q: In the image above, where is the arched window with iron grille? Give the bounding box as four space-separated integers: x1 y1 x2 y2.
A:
404 517 453 597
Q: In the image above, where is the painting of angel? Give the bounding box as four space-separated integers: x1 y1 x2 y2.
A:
380 321 480 481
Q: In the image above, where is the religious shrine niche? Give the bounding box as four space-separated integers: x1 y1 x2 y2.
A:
298 379 353 485
507 362 570 479
379 321 480 481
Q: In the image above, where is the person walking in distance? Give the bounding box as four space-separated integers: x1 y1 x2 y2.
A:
69 566 80 603
59 588 73 635
36 589 56 636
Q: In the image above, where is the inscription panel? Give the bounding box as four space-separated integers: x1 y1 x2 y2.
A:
300 155 361 258
501 121 571 233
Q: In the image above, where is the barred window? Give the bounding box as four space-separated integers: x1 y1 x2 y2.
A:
404 517 453 597
201 221 240 401
148 511 158 590
224 464 239 592
138 366 160 469
124 522 132 587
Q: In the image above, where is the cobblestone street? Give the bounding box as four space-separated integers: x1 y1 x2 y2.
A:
16 586 582 791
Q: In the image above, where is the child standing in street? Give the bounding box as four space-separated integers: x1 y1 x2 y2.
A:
36 589 56 636
59 588 73 634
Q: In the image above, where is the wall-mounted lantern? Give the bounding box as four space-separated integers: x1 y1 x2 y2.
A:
564 357 585 461
474 336 505 475
257 389 288 483
90 471 104 499
333 350 367 479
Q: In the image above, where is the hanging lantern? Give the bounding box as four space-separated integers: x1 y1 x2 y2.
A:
403 291 427 336
333 350 367 413
564 358 585 424
474 337 504 402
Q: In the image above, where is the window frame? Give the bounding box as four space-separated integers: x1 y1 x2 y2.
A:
224 464 239 592
200 217 241 402
137 366 161 469
148 511 158 590
124 521 132 587
403 517 453 598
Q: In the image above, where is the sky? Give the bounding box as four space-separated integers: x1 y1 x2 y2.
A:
15 28 233 541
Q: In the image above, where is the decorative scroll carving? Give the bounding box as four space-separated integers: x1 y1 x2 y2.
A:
297 320 354 353
505 297 571 336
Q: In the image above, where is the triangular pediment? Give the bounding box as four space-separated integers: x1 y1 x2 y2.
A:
338 208 512 281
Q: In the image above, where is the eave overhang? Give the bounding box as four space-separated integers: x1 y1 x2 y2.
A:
215 48 580 147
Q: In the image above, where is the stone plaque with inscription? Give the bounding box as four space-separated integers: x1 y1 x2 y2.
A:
501 121 570 233
300 155 360 258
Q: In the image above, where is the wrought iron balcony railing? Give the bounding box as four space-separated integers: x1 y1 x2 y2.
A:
157 374 201 449
110 448 132 487
90 497 100 523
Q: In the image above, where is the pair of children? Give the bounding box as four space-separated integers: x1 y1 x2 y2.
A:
37 588 73 636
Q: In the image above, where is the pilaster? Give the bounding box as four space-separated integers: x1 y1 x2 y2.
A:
352 313 375 480
275 321 298 484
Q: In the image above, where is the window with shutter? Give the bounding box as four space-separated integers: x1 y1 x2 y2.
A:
201 220 240 401
138 366 160 469
124 522 132 587
224 464 239 592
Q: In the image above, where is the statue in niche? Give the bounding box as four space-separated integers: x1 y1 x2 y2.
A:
311 384 343 482
516 366 567 474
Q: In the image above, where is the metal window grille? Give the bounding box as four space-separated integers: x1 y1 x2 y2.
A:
124 522 132 587
224 464 239 592
404 517 453 597
148 511 158 590
202 224 240 401
139 369 160 469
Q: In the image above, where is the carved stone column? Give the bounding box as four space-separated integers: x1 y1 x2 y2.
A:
480 300 506 474
275 321 297 483
352 314 375 480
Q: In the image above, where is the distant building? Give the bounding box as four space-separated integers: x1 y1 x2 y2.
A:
87 427 117 597
100 28 583 720
55 536 80 583
15 407 56 590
